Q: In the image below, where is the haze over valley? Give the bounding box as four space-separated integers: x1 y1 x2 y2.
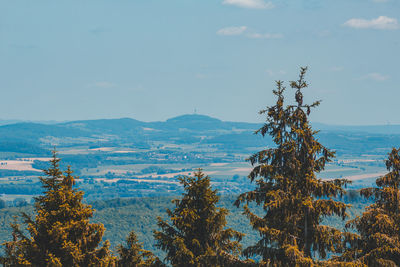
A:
2 0 400 264
0 113 396 203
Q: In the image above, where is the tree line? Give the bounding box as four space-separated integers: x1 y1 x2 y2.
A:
2 68 399 266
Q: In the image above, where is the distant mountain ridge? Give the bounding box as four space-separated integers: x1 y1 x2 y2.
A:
1 114 400 156
2 114 400 134
314 122 400 135
0 114 263 154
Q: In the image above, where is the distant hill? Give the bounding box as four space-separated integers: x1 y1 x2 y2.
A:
0 119 60 126
61 118 146 133
0 114 260 144
0 114 400 156
0 120 24 126
0 123 88 143
314 123 400 135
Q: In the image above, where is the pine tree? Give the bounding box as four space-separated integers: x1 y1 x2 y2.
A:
339 147 400 266
154 169 247 267
117 230 163 267
235 67 351 266
1 150 114 267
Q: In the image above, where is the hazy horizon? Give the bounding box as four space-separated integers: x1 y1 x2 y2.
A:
2 0 399 125
2 112 400 127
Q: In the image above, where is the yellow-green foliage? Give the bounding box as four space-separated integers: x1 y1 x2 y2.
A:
236 67 351 266
339 148 400 266
1 150 114 267
117 231 163 267
154 170 250 267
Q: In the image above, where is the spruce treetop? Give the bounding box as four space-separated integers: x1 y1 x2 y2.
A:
2 150 114 267
340 147 400 266
236 67 351 266
117 230 163 267
154 169 247 267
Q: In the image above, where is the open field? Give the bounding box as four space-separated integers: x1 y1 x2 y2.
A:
0 119 392 203
0 194 34 201
0 160 37 171
344 172 386 181
0 158 52 171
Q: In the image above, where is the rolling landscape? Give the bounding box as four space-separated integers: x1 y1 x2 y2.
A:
0 113 394 254
0 113 396 204
2 0 400 265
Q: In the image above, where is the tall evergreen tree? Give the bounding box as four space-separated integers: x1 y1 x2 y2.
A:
117 230 163 267
154 170 247 267
338 147 400 266
1 150 114 267
236 67 350 266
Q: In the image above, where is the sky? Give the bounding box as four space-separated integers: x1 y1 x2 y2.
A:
1 0 399 125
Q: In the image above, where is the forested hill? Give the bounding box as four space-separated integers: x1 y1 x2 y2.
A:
0 114 259 144
0 114 258 138
0 194 371 255
0 114 400 156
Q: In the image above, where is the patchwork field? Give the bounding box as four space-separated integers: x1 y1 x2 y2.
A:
0 158 51 171
0 115 396 204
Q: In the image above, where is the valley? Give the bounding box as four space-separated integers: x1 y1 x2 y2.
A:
0 114 394 205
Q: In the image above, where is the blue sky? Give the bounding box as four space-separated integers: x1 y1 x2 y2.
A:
1 0 399 125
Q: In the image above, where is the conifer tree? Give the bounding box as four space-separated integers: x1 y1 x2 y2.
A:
154 169 247 267
117 230 163 267
236 67 350 266
339 147 400 266
2 150 114 267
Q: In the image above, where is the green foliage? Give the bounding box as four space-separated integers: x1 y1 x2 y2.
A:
236 67 351 266
1 150 114 266
0 195 260 255
154 170 248 267
0 170 41 178
339 147 400 266
0 193 373 264
0 199 6 209
117 231 163 267
0 141 49 155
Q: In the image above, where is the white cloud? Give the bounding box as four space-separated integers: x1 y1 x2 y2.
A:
217 26 282 39
344 16 399 30
222 0 274 9
247 32 283 39
372 0 389 3
362 73 390 81
217 26 247 36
